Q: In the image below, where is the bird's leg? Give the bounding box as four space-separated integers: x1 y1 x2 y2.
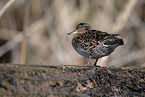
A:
93 59 98 66
87 56 92 65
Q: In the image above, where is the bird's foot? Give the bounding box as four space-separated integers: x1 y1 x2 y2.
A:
85 62 92 65
93 59 100 67
86 56 92 65
93 63 99 67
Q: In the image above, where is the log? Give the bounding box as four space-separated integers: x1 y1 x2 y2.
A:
0 64 145 96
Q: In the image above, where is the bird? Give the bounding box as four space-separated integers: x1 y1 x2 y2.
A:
68 23 124 66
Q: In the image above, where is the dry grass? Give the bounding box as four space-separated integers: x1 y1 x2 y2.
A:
0 0 145 67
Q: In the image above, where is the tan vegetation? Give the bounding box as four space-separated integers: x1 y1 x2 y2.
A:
0 0 145 66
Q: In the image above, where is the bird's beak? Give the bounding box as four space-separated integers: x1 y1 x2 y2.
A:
68 30 78 35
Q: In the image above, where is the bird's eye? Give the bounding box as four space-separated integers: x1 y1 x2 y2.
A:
79 25 82 28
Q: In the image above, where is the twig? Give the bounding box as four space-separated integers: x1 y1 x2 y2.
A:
20 0 30 64
0 0 15 18
109 47 145 66
112 0 138 33
0 18 47 57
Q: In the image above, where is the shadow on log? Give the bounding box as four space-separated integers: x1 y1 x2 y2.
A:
0 64 145 96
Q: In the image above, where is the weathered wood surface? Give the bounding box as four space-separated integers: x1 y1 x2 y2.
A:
0 64 145 96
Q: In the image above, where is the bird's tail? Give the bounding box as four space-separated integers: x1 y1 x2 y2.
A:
110 34 124 45
110 34 121 36
119 39 124 45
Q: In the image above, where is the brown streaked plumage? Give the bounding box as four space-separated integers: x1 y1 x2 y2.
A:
68 23 124 66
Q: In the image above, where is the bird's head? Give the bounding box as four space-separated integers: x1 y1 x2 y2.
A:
68 23 92 35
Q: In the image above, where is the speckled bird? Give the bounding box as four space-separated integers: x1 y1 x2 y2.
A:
68 23 124 66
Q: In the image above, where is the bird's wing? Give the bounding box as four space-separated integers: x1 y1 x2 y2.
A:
109 34 121 36
103 36 124 45
87 30 121 40
87 30 108 40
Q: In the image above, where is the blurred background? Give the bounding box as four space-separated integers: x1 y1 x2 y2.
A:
0 0 145 67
